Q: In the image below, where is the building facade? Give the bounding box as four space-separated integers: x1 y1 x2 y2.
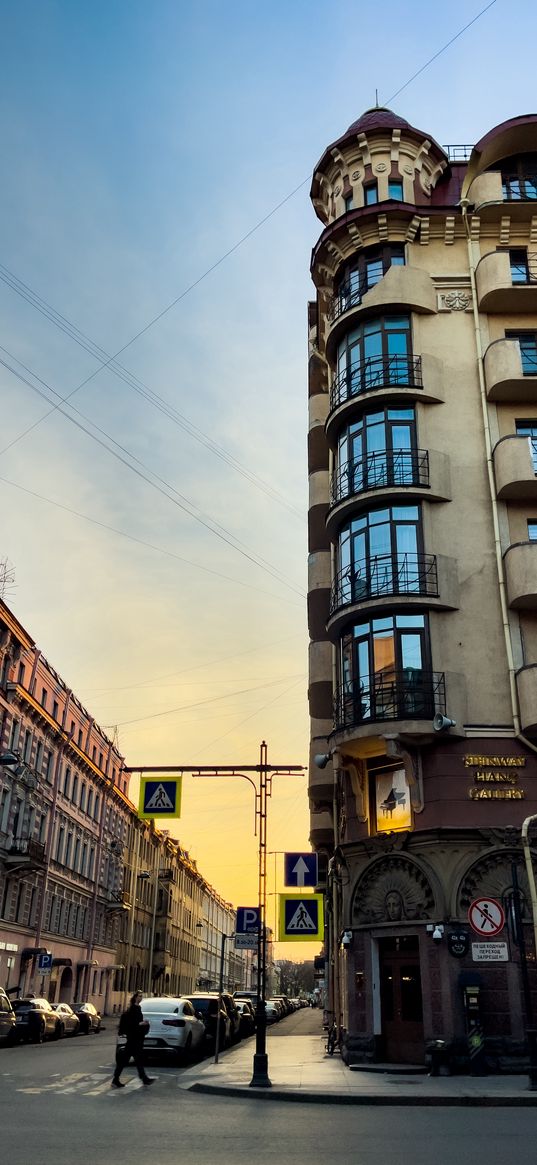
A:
307 108 537 1067
0 598 249 1010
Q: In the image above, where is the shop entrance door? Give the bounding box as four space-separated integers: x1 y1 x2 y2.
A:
379 936 424 1063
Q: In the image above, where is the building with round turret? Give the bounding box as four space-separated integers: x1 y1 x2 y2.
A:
307 108 537 1068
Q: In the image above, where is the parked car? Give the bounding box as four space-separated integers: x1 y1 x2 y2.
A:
184 994 231 1048
0 988 16 1045
265 1002 280 1025
123 997 205 1063
220 992 241 1044
50 1003 80 1037
234 1000 255 1038
12 997 61 1043
71 1002 101 1034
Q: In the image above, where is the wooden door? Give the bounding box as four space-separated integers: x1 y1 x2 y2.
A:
379 936 424 1063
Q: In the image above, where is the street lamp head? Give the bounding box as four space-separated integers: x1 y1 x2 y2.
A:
314 753 331 770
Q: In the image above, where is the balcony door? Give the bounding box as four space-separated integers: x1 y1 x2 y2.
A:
336 315 412 401
336 408 417 498
341 613 429 722
338 505 422 604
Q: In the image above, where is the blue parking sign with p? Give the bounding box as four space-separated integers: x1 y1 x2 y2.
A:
236 907 260 933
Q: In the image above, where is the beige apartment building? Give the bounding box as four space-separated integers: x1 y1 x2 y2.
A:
307 108 537 1067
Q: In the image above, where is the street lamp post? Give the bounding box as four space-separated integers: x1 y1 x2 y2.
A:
214 930 232 1065
124 740 305 1090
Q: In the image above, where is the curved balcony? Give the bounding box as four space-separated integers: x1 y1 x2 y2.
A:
326 354 444 445
330 354 423 411
504 542 537 608
493 435 537 500
484 338 537 401
330 553 439 615
334 671 446 732
476 251 537 313
325 265 436 360
467 170 537 218
327 449 451 536
327 552 459 637
516 666 537 735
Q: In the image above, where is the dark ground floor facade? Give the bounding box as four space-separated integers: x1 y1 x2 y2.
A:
335 828 537 1071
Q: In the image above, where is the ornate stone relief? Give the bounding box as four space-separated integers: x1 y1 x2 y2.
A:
351 170 361 180
457 850 530 916
437 289 472 312
351 855 435 924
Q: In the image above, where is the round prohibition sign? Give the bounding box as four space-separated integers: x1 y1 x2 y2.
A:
468 897 505 937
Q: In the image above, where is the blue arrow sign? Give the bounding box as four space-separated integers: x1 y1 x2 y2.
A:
284 852 318 888
236 906 260 934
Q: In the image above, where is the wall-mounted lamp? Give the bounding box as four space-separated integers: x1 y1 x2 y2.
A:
341 930 353 949
427 923 445 943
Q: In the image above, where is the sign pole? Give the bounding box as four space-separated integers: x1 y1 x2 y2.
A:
251 741 271 1088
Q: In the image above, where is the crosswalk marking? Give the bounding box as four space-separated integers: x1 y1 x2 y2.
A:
16 1072 161 1098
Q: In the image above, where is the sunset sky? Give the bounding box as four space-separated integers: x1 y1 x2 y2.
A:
1 0 535 958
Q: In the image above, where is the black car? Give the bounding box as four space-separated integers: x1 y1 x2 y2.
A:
184 994 231 1048
12 997 61 1043
70 1002 102 1034
219 992 241 1044
0 988 16 1045
234 999 256 1037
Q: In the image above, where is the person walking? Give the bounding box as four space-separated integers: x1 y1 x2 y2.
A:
111 991 155 1088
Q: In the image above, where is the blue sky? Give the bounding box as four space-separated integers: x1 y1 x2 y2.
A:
1 0 536 947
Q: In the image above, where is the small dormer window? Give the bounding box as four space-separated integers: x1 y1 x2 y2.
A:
388 179 404 201
364 182 378 206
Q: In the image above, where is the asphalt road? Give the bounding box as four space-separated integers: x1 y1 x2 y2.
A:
1 1017 536 1165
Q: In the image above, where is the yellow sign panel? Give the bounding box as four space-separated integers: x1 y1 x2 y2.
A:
278 893 324 942
138 775 182 820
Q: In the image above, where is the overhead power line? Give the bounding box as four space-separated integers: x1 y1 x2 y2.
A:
0 347 305 598
0 261 303 520
385 1 498 104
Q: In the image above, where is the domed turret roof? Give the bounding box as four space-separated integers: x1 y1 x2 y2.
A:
345 106 412 135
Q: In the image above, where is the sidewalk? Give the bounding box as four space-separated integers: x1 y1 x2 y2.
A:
178 1033 537 1106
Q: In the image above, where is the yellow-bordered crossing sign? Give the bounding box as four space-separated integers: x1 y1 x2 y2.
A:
278 893 324 942
138 775 182 819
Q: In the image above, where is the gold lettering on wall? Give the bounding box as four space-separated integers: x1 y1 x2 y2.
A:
463 754 527 802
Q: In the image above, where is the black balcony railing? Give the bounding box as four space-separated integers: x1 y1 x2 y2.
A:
5 838 46 865
502 174 537 201
443 144 473 162
335 670 446 728
330 355 422 411
330 449 429 506
330 553 438 615
327 268 384 324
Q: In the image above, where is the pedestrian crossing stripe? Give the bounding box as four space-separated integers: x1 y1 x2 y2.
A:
16 1072 160 1097
278 893 324 942
139 775 182 819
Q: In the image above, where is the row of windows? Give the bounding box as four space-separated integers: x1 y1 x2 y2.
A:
344 178 405 213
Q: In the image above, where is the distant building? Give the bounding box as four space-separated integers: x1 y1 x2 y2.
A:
307 109 537 1068
0 599 248 1008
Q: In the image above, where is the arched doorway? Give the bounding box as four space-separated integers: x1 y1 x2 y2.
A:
59 966 73 1002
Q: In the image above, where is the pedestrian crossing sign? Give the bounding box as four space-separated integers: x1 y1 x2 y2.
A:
139 775 182 819
278 893 324 942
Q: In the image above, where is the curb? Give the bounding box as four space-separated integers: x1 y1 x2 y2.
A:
188 1081 537 1107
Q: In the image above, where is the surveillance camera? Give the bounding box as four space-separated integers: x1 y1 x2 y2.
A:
432 924 444 943
314 753 331 770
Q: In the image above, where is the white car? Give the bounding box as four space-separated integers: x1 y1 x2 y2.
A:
119 997 206 1062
